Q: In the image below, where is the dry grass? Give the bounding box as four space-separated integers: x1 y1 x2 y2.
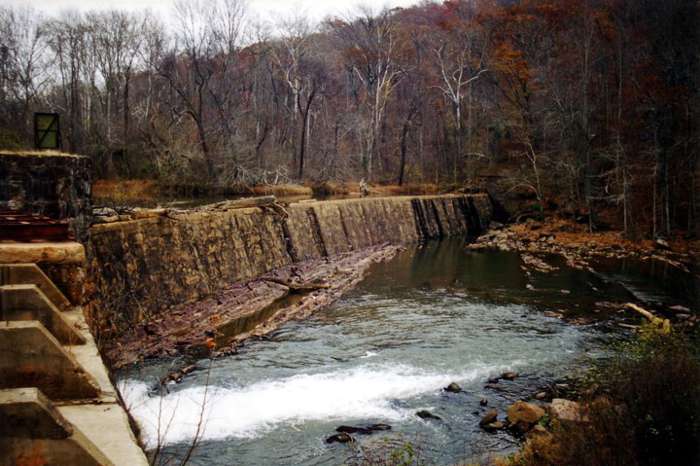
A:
311 181 352 197
249 183 312 197
311 182 442 198
93 179 159 202
371 183 441 196
494 333 700 466
505 217 694 256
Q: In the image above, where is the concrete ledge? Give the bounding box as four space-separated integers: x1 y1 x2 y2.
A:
0 284 86 345
0 388 73 439
0 263 72 310
0 242 86 265
0 388 114 466
0 321 100 400
60 403 149 466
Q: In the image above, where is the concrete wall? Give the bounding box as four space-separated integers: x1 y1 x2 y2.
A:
0 152 92 242
88 194 492 335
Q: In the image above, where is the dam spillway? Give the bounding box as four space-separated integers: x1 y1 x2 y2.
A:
87 194 493 339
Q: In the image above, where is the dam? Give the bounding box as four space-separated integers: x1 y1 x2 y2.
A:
0 151 493 465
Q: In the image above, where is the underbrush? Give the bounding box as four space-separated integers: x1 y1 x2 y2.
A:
93 179 159 203
311 181 442 198
248 183 312 197
497 332 700 466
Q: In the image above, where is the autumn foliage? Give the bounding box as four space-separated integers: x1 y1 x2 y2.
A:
0 0 697 236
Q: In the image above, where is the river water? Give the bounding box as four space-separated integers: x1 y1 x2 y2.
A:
117 239 695 465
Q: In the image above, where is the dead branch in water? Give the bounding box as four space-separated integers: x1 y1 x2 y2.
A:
625 303 671 334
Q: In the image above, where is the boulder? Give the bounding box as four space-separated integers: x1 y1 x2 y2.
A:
444 382 462 393
501 371 518 381
336 426 372 435
526 424 550 439
367 423 392 432
326 432 354 444
480 397 488 406
336 424 392 435
484 421 505 431
507 401 545 433
416 410 442 421
479 409 498 427
549 399 586 422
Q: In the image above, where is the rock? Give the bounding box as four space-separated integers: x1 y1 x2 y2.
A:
93 207 118 217
444 382 462 393
416 410 442 421
483 421 505 432
480 397 488 406
550 399 586 422
479 409 498 427
501 371 518 381
336 426 371 435
336 424 392 435
326 432 354 444
507 401 545 433
655 238 670 250
669 304 691 313
367 423 392 432
526 284 535 290
535 392 547 400
526 424 549 439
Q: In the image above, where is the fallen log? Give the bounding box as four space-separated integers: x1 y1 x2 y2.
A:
203 196 276 211
625 303 671 334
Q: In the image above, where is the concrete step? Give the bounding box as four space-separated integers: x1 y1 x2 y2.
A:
0 388 114 466
0 263 72 310
60 403 149 466
0 321 100 400
0 284 86 345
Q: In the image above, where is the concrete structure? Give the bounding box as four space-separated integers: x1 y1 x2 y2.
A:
0 257 148 466
0 388 113 466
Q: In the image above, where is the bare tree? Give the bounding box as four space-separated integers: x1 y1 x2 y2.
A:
331 7 403 181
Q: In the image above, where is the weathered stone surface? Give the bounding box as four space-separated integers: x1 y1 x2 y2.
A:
0 151 92 242
0 242 86 264
88 194 492 338
479 409 499 427
550 398 586 422
507 401 546 433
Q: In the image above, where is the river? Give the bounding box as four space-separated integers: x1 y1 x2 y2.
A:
117 238 693 465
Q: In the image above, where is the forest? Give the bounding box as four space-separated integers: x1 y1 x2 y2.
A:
0 0 698 238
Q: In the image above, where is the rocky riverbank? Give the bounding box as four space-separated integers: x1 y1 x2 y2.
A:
105 244 402 369
468 218 696 273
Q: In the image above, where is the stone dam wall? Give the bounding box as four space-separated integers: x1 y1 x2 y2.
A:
87 194 492 334
0 151 92 242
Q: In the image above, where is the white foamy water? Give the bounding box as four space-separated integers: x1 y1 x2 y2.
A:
119 363 506 448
